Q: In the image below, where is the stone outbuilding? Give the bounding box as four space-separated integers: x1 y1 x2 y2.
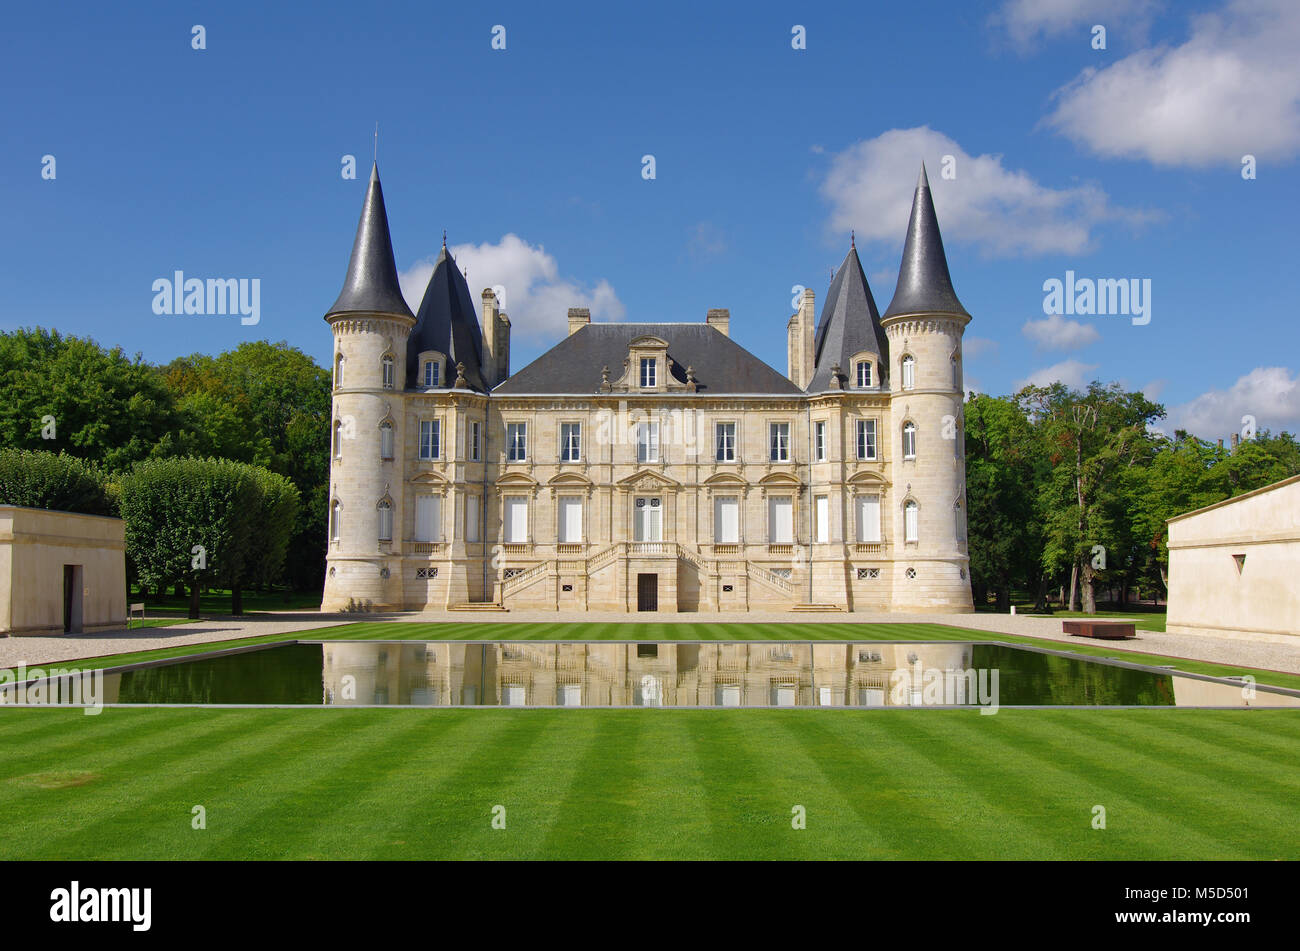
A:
0 505 127 635
1166 473 1300 641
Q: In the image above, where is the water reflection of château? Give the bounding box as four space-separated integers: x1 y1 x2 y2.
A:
321 642 973 707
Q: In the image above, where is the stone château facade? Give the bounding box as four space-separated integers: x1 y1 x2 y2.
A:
321 164 974 613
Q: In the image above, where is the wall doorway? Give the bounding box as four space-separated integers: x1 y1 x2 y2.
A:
637 573 658 611
62 564 84 633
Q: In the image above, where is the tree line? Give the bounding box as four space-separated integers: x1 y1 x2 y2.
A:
0 327 329 611
964 381 1300 613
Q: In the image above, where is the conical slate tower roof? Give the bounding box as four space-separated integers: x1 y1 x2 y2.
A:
882 164 969 320
326 164 414 320
407 242 487 391
807 244 890 392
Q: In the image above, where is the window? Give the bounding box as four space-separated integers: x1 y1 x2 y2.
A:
814 421 826 461
419 420 440 460
856 494 882 543
901 355 915 390
715 422 736 462
634 497 662 541
769 422 790 462
637 421 660 463
470 421 481 461
558 496 583 543
856 419 877 460
951 355 959 389
814 495 829 543
465 496 480 542
379 421 394 460
503 496 528 543
713 496 739 544
768 497 793 545
423 360 440 388
333 419 343 460
856 361 872 387
334 352 344 387
902 421 917 460
381 355 394 389
560 423 581 462
640 357 657 388
905 500 919 543
377 500 393 542
415 495 441 542
507 423 527 461
330 500 341 541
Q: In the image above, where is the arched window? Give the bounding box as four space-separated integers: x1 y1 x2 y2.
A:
381 354 395 389
904 500 919 543
377 499 393 542
333 419 344 460
951 355 959 390
330 500 342 541
901 354 915 390
902 421 917 460
379 420 394 460
334 352 345 388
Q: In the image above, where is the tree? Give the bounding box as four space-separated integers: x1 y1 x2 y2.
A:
118 458 259 618
229 467 300 614
0 328 180 470
1017 382 1164 614
963 395 1045 610
0 449 115 516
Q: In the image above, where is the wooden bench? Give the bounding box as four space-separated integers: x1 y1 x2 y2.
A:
1062 619 1136 640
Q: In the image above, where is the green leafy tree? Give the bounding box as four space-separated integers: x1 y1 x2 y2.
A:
0 449 115 516
118 458 259 618
963 395 1046 610
0 328 181 470
1017 382 1165 614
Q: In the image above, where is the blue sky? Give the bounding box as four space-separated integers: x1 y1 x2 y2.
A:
4 0 1298 438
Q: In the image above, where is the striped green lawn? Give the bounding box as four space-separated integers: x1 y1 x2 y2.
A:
17 620 1300 690
1 706 1296 860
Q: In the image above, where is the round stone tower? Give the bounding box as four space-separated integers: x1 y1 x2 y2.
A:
881 164 974 612
320 164 415 612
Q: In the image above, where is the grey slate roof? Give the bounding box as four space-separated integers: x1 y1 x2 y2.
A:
882 163 969 320
494 323 802 395
808 246 890 392
326 164 414 321
407 244 488 392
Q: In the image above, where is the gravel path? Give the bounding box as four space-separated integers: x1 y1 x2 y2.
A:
3 609 1297 675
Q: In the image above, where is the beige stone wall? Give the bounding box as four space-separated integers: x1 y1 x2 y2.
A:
1166 475 1300 639
0 506 126 635
322 310 974 614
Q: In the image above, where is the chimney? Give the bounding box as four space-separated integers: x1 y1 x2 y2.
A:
481 288 501 387
567 307 591 336
1230 432 1239 451
1217 438 1224 450
706 308 730 337
786 290 815 388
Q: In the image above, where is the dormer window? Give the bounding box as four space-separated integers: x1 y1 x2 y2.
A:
640 357 657 388
856 361 872 388
423 360 440 388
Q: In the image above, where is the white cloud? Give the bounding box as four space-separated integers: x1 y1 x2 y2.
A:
1164 366 1300 437
1021 313 1102 351
992 0 1162 50
819 126 1154 257
962 336 1000 359
1016 358 1101 390
1044 0 1300 166
399 234 625 343
686 221 728 260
